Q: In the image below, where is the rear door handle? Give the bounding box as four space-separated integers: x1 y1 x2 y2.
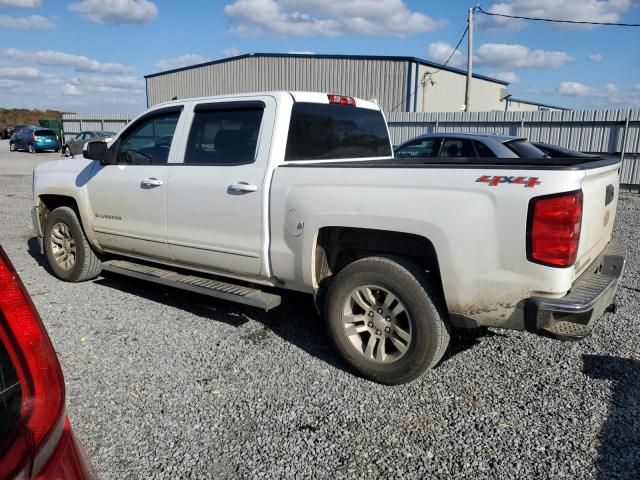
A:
141 177 163 187
228 182 258 193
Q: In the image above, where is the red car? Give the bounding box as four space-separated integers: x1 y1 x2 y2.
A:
0 247 95 479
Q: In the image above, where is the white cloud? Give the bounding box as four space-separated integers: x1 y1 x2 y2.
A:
62 83 82 96
475 43 573 69
224 0 442 37
0 14 54 29
155 54 209 70
482 0 634 29
5 48 129 73
222 47 240 57
426 41 464 67
68 0 158 25
0 0 41 6
489 71 518 83
70 75 145 93
0 79 20 88
556 81 640 106
0 66 49 79
558 81 594 96
589 53 603 62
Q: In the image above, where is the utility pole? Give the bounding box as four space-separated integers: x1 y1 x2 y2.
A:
464 6 474 112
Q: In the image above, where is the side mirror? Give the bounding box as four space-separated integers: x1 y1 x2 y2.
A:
83 141 108 162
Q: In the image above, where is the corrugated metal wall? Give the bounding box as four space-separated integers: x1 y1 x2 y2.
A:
62 109 640 187
387 109 640 186
61 113 134 142
146 56 408 114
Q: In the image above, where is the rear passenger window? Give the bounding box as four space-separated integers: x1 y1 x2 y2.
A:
185 107 264 165
439 139 475 158
473 141 496 158
285 103 391 161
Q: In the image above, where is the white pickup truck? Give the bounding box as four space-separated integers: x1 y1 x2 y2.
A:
32 91 625 384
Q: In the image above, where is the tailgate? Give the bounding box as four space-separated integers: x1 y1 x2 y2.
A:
574 161 621 279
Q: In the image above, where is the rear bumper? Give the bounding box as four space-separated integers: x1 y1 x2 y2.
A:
525 242 625 340
33 141 60 150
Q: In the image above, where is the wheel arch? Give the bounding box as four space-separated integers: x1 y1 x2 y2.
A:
38 194 102 253
313 227 447 314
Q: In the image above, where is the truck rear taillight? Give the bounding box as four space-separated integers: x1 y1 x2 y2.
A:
0 247 65 479
527 190 583 268
327 94 356 106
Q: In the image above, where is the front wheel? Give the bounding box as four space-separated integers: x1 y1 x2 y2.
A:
9 142 16 152
325 256 450 385
43 207 102 282
64 145 72 157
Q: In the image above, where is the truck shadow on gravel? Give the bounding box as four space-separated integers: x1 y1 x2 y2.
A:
583 354 640 480
27 237 504 378
92 270 354 375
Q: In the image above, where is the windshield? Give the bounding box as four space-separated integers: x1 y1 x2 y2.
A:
98 131 116 137
504 140 547 158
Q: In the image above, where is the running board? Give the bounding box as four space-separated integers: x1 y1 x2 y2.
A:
101 259 281 310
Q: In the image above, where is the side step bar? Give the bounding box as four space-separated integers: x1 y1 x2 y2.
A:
101 259 281 311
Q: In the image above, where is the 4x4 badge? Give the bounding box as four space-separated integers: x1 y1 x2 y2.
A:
476 175 541 188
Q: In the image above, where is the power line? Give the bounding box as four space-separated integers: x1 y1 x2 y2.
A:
390 24 469 113
476 6 640 27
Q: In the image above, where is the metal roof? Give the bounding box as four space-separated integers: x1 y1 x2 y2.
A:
144 52 511 86
507 97 569 110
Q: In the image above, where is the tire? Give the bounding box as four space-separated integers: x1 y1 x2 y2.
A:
55 148 60 153
325 256 450 385
28 143 35 154
64 145 72 157
9 142 16 152
44 206 102 282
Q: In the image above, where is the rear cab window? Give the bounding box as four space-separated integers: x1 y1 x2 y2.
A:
34 130 56 137
285 103 391 161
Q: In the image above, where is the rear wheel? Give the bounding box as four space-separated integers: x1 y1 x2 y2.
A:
44 207 102 282
64 145 72 157
28 144 35 154
325 256 450 385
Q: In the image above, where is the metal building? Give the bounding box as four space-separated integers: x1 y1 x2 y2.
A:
144 53 558 114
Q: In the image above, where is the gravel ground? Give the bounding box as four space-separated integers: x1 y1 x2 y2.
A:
1 140 639 479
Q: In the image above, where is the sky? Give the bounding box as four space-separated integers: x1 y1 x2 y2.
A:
0 0 639 113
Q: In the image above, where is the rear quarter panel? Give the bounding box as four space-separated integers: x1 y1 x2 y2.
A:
270 165 587 329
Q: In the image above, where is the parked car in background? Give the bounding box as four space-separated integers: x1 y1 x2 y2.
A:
1 127 14 139
9 126 60 153
63 131 116 157
0 246 95 479
394 133 549 159
533 142 596 159
13 124 33 134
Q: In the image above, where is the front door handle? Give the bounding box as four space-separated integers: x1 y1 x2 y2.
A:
141 177 163 188
228 182 258 193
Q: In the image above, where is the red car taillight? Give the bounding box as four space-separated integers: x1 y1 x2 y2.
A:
527 190 583 267
0 247 65 479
